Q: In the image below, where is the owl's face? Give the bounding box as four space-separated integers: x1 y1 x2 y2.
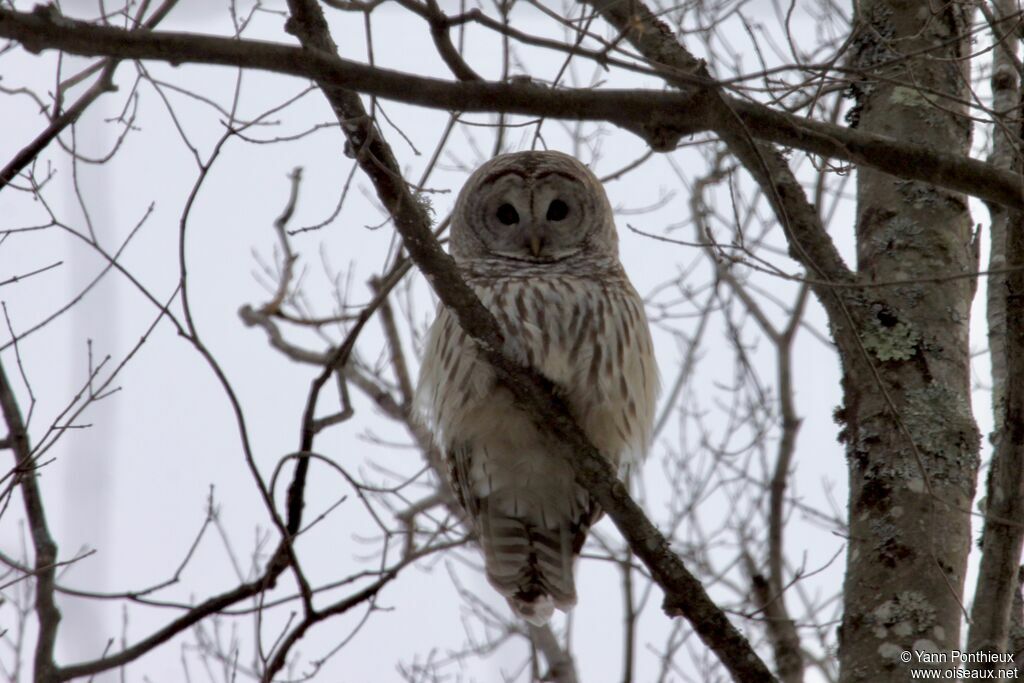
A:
451 151 617 263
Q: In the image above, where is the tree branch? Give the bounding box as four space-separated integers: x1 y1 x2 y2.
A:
0 0 180 192
0 360 60 682
968 0 1024 661
0 6 1021 211
277 0 776 680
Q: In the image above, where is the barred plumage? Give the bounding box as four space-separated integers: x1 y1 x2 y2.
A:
416 151 658 625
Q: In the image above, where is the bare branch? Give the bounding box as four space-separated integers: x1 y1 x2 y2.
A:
0 7 1020 211
0 360 60 682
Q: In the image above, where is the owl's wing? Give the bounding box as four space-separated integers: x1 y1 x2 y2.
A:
445 443 479 517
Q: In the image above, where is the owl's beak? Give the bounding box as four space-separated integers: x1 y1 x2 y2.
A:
528 229 544 256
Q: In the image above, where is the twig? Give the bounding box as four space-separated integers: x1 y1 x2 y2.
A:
261 167 303 315
0 261 63 288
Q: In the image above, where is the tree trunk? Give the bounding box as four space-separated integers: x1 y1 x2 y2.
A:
968 0 1024 665
837 1 980 680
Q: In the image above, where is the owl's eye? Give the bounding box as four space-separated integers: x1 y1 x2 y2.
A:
496 203 519 225
546 199 569 222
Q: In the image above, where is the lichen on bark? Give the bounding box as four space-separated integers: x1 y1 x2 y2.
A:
837 0 979 680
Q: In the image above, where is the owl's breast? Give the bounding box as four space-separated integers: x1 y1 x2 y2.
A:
416 272 658 463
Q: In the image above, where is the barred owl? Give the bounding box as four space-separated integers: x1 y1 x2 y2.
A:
416 151 658 625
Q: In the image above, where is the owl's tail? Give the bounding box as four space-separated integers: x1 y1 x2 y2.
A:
478 501 590 626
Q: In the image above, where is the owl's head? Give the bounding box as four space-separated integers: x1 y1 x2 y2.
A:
450 151 618 263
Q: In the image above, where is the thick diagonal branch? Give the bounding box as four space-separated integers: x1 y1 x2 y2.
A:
280 0 774 680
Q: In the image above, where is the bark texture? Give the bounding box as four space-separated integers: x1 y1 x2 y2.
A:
837 1 980 680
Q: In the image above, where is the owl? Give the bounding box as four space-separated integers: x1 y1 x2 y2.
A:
415 151 658 625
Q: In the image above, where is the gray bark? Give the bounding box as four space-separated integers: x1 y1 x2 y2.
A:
836 1 980 680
